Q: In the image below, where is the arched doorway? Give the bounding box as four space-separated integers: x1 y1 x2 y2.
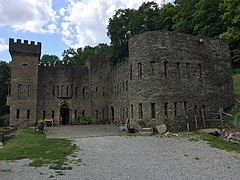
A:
60 104 69 125
110 106 114 123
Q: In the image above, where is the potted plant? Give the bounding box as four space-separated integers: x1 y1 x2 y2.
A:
37 119 45 131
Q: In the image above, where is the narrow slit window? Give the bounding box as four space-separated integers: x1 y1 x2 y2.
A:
66 86 69 96
122 82 125 92
57 86 59 96
138 63 142 78
27 109 30 119
151 103 156 118
82 87 85 98
96 87 98 92
164 62 168 77
194 105 197 115
103 87 105 97
52 86 55 96
75 87 78 96
52 110 54 119
164 102 168 118
82 110 85 117
102 110 105 120
174 102 177 117
131 104 134 118
177 62 180 77
198 64 202 78
150 61 155 76
96 110 98 119
139 103 143 119
74 110 77 119
43 110 46 120
16 109 20 119
130 66 133 80
126 81 128 91
61 86 64 96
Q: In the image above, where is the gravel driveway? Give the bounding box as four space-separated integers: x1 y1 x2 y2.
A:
1 135 240 180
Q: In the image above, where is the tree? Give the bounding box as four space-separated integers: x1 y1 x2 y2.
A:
193 0 225 37
40 54 59 64
0 61 10 116
220 0 240 65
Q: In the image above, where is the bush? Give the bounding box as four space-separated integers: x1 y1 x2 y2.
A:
37 119 45 126
0 114 9 127
74 117 92 125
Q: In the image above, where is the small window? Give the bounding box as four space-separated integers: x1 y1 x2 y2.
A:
164 62 168 77
52 110 54 119
138 63 142 78
126 81 128 91
177 62 180 77
52 86 55 96
102 110 105 120
139 103 143 119
150 61 155 76
74 110 77 119
16 109 20 119
82 87 85 98
27 109 30 119
130 66 133 80
96 110 98 119
75 87 78 96
174 102 177 117
96 87 98 92
57 86 59 96
131 104 134 118
164 102 168 118
103 87 105 97
194 105 197 115
66 86 69 96
198 64 202 78
82 110 85 117
43 110 46 119
22 63 28 69
61 86 64 96
122 82 125 92
151 103 156 118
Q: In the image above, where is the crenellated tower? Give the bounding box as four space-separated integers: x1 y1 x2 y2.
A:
7 38 41 127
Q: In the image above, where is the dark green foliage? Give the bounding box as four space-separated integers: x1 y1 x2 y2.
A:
74 117 92 125
40 54 59 64
0 114 9 127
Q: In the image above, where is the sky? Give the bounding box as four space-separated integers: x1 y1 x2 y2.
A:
0 0 173 62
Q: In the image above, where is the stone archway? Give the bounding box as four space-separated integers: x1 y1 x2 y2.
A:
60 104 69 125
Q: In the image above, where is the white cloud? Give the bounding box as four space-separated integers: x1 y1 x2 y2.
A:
60 0 170 48
0 0 57 34
0 39 8 52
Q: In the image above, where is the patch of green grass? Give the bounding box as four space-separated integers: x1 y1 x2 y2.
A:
0 129 77 169
182 132 240 153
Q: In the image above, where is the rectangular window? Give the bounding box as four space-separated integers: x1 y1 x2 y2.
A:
52 86 55 96
27 109 30 119
139 103 143 119
75 87 78 96
16 109 20 119
52 110 54 119
126 81 128 91
61 86 64 96
18 84 21 96
102 110 105 120
43 110 46 119
103 87 105 97
186 62 190 78
96 110 98 119
28 85 31 96
164 102 168 118
122 82 125 92
74 110 77 119
164 62 168 77
174 102 177 117
131 104 134 118
82 110 85 117
57 86 59 96
198 64 202 78
43 85 46 95
82 87 85 98
151 103 156 118
150 61 155 76
96 87 98 92
177 62 180 77
138 62 142 78
66 86 69 96
130 66 133 80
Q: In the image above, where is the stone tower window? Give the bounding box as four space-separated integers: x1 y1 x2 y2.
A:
43 110 46 119
27 109 30 119
174 102 177 117
57 86 59 96
96 87 98 92
198 64 202 78
122 82 125 92
164 102 168 118
18 84 21 96
74 110 77 119
52 110 54 119
150 61 155 76
82 110 85 117
66 86 69 96
131 104 134 118
28 85 31 96
177 62 180 77
102 110 105 120
164 62 168 77
151 103 156 118
61 86 64 96
82 87 85 98
130 66 133 80
126 81 128 91
103 87 105 97
52 86 55 96
96 110 99 119
16 109 20 119
138 63 142 78
139 103 143 119
22 63 28 69
75 87 78 96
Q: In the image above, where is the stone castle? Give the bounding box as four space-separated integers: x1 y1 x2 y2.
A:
7 30 235 131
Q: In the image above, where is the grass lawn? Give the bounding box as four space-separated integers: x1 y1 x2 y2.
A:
0 128 77 169
182 132 240 153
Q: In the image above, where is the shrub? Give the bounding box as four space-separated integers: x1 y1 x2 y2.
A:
0 114 9 127
74 117 92 125
37 119 45 126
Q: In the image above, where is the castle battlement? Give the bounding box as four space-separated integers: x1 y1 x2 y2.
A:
9 38 41 56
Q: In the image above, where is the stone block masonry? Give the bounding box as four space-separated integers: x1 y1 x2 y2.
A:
7 30 235 131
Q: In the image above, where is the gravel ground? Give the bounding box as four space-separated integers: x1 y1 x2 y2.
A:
1 136 240 180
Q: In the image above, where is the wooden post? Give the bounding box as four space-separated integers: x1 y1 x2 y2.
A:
219 108 223 131
186 116 190 131
194 115 198 130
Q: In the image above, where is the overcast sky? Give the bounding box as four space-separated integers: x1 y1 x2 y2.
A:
0 0 173 61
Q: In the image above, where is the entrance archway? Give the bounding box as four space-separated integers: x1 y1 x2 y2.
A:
60 104 69 125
